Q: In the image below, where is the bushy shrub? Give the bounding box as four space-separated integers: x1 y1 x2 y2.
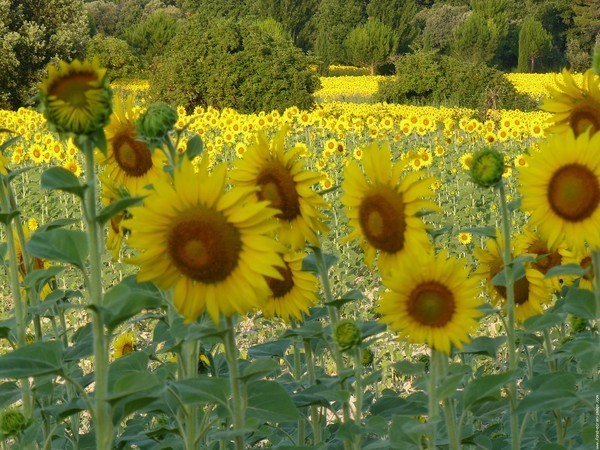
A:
150 17 320 113
377 51 538 114
86 35 141 80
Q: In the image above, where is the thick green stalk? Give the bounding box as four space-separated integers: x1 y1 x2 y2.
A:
292 334 305 445
182 339 199 449
303 339 322 445
592 250 600 332
428 349 439 450
0 180 33 419
81 144 113 450
224 316 245 450
497 181 519 450
352 346 364 450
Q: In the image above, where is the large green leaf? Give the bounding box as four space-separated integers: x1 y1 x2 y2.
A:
457 336 506 357
0 381 20 408
102 275 163 330
239 358 280 382
0 341 63 378
563 287 599 319
171 376 229 407
96 196 143 225
27 228 88 270
246 380 300 423
463 371 519 410
23 266 65 292
41 167 85 197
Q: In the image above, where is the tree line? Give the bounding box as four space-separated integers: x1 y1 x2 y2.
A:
1 0 599 111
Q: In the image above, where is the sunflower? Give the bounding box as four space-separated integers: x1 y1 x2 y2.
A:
113 332 135 359
475 235 554 322
261 252 319 323
458 232 472 245
38 58 112 136
519 130 600 252
100 174 128 261
560 249 594 290
341 140 439 274
98 95 167 196
125 156 285 324
513 225 568 290
378 249 484 355
13 228 53 299
542 69 600 137
229 127 329 250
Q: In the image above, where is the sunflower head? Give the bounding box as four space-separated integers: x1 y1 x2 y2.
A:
470 148 504 188
113 332 136 359
136 102 177 144
38 58 112 137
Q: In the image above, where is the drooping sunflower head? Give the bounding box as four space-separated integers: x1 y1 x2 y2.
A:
38 58 112 136
341 140 439 273
125 156 286 324
378 250 484 355
261 252 319 323
113 332 136 359
99 95 167 196
542 69 600 137
475 235 554 323
519 130 600 252
230 127 329 250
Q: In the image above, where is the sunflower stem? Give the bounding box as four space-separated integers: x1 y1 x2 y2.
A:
81 142 113 450
497 181 520 450
311 246 352 450
224 315 245 450
291 330 305 446
303 338 322 445
427 349 440 450
0 178 34 420
592 250 600 332
352 346 364 450
182 338 199 449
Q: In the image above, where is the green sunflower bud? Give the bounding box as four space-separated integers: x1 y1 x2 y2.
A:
0 409 27 436
136 103 177 142
361 347 374 366
569 315 588 333
470 148 504 188
334 320 361 351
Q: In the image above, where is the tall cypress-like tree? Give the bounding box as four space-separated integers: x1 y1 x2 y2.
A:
345 18 395 74
314 0 366 73
518 17 552 72
0 0 89 110
452 13 499 64
366 0 418 53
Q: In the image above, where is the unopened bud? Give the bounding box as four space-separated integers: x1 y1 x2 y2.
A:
470 148 504 188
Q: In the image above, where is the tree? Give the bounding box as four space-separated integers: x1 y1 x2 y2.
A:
86 0 120 36
86 35 140 80
150 17 320 113
518 17 552 72
366 0 418 53
314 0 366 73
253 0 318 51
452 12 499 64
176 0 254 21
0 0 89 110
345 19 395 75
125 10 180 66
415 3 470 54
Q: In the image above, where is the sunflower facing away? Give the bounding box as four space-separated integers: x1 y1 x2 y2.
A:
230 127 329 250
475 235 554 323
38 58 112 136
378 249 484 355
124 156 286 324
341 140 439 274
261 252 319 323
519 130 600 252
542 69 600 137
99 95 167 196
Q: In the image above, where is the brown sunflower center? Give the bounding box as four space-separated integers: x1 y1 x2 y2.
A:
256 162 300 221
359 185 406 254
51 73 97 107
266 262 294 298
112 132 154 177
581 256 594 281
121 342 134 355
167 207 242 283
407 281 455 327
528 239 562 274
494 276 530 305
547 163 600 222
569 105 600 136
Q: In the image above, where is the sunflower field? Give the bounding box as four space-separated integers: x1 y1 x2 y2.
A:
0 60 599 450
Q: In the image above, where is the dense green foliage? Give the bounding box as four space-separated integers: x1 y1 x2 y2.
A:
149 18 320 113
344 19 395 75
86 35 141 80
518 17 553 72
377 52 538 115
0 0 89 110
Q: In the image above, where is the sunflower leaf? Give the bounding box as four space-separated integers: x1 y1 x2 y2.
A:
563 287 599 319
26 228 88 271
459 226 496 238
185 134 203 161
97 196 144 225
41 167 85 198
5 165 37 182
0 341 64 379
544 263 586 279
491 261 526 286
